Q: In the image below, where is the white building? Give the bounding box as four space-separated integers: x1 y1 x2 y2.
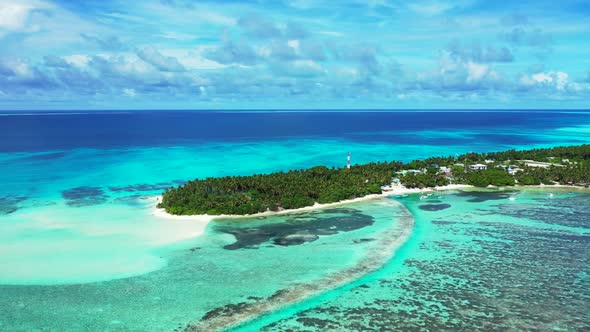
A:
508 167 521 175
469 164 488 171
439 166 451 173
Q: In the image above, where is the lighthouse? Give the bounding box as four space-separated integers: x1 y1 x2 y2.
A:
347 152 351 170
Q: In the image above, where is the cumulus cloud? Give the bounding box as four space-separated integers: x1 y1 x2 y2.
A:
415 52 503 93
0 1 46 32
519 71 581 92
1 1 589 108
0 57 56 91
0 53 208 99
136 47 186 72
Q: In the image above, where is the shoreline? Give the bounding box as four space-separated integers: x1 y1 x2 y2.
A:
150 184 473 223
151 183 590 224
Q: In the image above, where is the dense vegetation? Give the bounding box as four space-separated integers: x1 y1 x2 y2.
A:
159 162 402 215
159 145 590 215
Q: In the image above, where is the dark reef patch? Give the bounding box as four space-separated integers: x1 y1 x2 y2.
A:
62 186 107 207
0 195 27 214
201 302 250 321
494 194 590 228
113 195 147 206
353 238 375 244
418 203 451 211
457 190 518 203
108 180 186 193
321 208 361 214
214 208 374 250
273 232 319 246
431 220 457 225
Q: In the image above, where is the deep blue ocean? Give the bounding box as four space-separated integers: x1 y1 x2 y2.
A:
1 110 589 152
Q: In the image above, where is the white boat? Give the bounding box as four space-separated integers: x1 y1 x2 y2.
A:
419 195 428 200
508 196 516 201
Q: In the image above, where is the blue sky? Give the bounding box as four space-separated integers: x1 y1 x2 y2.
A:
0 0 589 110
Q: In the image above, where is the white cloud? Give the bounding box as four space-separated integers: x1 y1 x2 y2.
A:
531 72 553 84
0 0 51 36
136 47 186 72
0 58 34 79
63 54 91 68
520 71 574 92
287 40 301 53
554 71 568 91
163 47 228 70
123 88 136 97
466 62 489 83
0 2 34 30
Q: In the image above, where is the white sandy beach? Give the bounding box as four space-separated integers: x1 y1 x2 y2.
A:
150 182 590 229
150 184 474 228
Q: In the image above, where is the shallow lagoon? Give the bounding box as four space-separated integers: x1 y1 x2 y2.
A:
0 199 411 331
250 189 590 331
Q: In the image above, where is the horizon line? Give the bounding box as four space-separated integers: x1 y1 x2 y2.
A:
1 108 590 113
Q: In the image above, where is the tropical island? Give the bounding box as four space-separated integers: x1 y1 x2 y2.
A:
158 144 590 216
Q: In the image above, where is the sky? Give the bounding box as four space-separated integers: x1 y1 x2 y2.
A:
0 0 589 110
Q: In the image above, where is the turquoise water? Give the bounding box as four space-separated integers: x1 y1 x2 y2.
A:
1 111 590 331
0 199 410 331
249 189 590 331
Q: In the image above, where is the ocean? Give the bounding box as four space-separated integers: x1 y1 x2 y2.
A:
0 110 589 331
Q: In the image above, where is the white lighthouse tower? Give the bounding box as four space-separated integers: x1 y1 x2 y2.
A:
347 152 351 170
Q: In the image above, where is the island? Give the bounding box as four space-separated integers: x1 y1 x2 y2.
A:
158 144 590 216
